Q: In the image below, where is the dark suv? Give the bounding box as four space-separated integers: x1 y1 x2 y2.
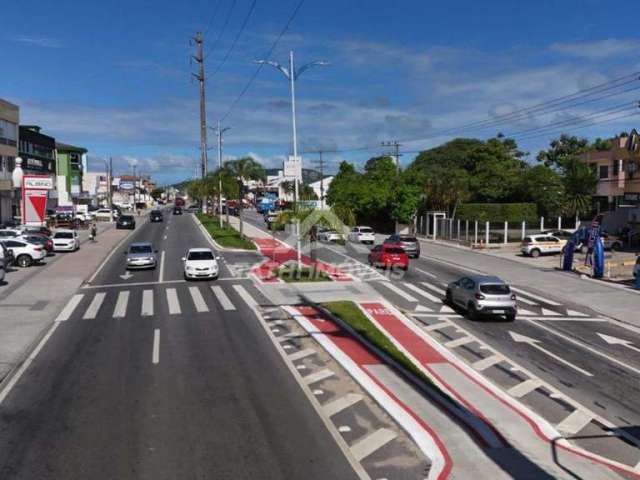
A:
116 215 136 230
150 210 163 222
173 206 183 215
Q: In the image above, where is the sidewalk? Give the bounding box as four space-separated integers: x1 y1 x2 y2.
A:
0 225 132 386
418 238 640 328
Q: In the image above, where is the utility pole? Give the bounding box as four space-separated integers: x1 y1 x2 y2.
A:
192 32 208 213
381 141 402 173
132 164 137 208
107 157 113 220
211 121 231 228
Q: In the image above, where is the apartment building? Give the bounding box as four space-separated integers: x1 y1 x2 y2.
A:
0 99 19 224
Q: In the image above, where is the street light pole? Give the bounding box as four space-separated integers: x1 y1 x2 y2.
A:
255 52 328 271
211 121 230 228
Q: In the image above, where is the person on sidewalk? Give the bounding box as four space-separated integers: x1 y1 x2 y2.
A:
634 256 640 290
89 222 97 242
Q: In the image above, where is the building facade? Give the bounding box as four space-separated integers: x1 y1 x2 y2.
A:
0 99 19 224
55 142 87 206
19 125 57 209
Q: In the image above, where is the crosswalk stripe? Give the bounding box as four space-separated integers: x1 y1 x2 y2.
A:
113 291 129 318
542 308 561 316
567 309 588 317
141 289 154 317
211 286 235 311
233 285 258 308
166 288 181 315
518 308 537 316
379 282 418 303
510 287 561 306
83 292 106 319
189 287 208 313
404 283 440 303
56 294 84 321
420 282 446 296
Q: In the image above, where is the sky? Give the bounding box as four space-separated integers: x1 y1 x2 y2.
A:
2 0 640 185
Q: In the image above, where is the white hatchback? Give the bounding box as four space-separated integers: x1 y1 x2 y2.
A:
348 226 375 245
183 248 220 280
52 229 80 252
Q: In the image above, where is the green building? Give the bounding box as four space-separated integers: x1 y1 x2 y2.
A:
55 142 87 205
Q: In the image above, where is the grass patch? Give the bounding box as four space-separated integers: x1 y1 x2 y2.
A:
197 213 256 250
322 301 432 385
275 265 332 283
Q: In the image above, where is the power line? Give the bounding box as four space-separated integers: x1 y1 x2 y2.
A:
204 0 238 60
203 0 224 37
209 0 258 78
220 0 306 122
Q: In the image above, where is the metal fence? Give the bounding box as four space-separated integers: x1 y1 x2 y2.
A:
416 215 580 246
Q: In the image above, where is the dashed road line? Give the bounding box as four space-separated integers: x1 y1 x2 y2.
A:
444 336 474 348
507 379 542 398
303 369 335 385
472 354 503 371
323 393 363 417
288 348 317 362
152 328 160 364
556 409 594 435
350 428 397 462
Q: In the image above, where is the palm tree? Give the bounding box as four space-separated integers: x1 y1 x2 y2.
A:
561 158 598 218
223 157 266 237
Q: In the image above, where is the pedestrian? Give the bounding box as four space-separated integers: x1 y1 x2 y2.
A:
634 256 640 290
90 222 97 242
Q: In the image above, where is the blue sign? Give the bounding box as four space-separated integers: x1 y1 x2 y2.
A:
120 182 134 190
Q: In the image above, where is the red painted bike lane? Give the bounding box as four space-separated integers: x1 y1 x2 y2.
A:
251 238 352 283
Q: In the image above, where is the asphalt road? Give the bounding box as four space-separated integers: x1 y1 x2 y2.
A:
243 210 640 446
0 209 358 480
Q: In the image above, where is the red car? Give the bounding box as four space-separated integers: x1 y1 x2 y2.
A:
368 244 409 270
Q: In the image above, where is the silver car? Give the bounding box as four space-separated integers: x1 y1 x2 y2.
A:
446 275 517 321
384 234 420 258
125 242 158 270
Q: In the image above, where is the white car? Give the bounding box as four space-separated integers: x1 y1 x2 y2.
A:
348 226 375 245
318 229 344 242
0 238 47 267
52 230 80 252
183 248 220 280
0 228 21 240
95 208 117 220
520 234 566 257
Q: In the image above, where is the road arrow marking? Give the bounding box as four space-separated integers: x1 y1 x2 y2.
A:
597 333 640 353
509 331 593 377
119 271 134 280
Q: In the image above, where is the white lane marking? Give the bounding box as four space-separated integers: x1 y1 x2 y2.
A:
55 294 84 321
152 328 160 364
596 333 640 354
542 308 561 316
444 336 474 348
567 309 588 317
0 321 60 405
404 283 440 303
413 304 433 312
113 291 129 318
420 282 446 296
472 354 503 371
164 235 167 240
440 305 455 313
528 320 640 377
518 308 537 316
189 287 208 313
302 369 335 385
350 428 397 461
556 409 594 435
379 282 418 303
509 331 593 377
424 321 452 331
166 288 181 315
159 250 165 283
510 287 561 306
338 425 352 433
82 279 188 289
507 378 542 398
82 292 106 320
211 286 235 311
323 393 364 417
233 284 258 308
141 289 154 316
414 267 437 279
288 348 317 362
524 317 607 322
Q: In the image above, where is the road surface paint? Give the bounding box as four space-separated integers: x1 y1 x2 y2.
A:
211 286 235 311
166 288 181 315
152 329 160 364
55 294 84 321
82 292 105 320
113 291 129 318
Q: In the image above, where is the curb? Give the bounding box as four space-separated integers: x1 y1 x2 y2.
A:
191 214 258 252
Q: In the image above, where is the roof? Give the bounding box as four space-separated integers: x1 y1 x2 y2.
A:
56 142 87 154
468 275 505 284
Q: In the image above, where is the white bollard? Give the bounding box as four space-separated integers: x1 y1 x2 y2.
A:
504 221 508 245
486 221 490 245
433 217 438 241
557 216 562 230
521 221 526 240
457 219 461 241
474 221 478 245
540 216 545 232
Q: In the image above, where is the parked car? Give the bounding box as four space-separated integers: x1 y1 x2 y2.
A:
0 228 21 239
95 208 115 220
116 215 136 229
182 248 220 280
446 275 517 321
368 244 409 270
173 206 183 215
21 233 54 254
384 234 420 258
317 229 344 242
521 234 566 257
0 239 47 267
0 259 4 283
52 230 80 252
18 225 52 237
602 233 623 251
348 226 375 245
150 210 164 222
125 242 158 269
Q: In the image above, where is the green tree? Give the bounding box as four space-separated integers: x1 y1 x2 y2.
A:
150 187 165 200
391 182 421 224
536 134 589 168
518 165 564 218
223 157 266 237
300 185 318 201
326 161 362 209
561 158 598 218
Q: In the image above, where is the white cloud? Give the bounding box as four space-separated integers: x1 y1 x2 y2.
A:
550 38 640 60
11 35 63 48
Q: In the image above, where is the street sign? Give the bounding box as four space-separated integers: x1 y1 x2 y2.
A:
22 175 52 225
283 155 302 181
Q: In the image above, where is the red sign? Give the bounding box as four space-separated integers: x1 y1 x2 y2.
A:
22 175 52 225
